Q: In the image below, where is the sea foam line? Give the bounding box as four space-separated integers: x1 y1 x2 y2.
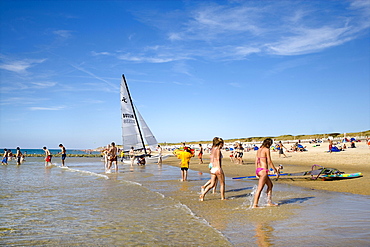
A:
174 201 231 243
152 193 230 243
58 166 109 179
116 177 228 242
121 180 143 187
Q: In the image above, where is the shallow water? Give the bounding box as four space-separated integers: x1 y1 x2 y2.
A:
1 157 369 246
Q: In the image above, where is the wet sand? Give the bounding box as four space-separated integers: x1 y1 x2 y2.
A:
166 141 370 195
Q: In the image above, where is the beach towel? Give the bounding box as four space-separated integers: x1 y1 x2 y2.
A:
331 146 341 152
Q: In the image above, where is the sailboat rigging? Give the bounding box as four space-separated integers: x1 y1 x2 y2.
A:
120 74 158 154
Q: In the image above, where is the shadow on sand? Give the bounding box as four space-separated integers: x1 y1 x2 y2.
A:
226 187 254 199
278 196 315 205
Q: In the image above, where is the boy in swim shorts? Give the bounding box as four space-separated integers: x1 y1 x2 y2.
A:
107 142 118 172
58 144 67 167
2 148 9 165
43 146 52 166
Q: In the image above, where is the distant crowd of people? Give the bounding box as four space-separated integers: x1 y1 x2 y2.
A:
4 135 367 209
2 147 25 166
328 138 359 153
2 144 67 167
100 143 164 173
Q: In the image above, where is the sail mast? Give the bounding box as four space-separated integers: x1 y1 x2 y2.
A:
121 74 147 154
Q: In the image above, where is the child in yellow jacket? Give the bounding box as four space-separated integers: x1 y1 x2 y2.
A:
177 148 194 181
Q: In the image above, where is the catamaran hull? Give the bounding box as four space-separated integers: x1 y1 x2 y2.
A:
120 155 170 164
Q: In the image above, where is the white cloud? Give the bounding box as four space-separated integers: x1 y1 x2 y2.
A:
135 1 370 60
234 46 261 57
350 0 370 12
266 26 353 56
169 3 263 42
171 81 192 86
0 58 47 74
0 97 47 106
266 56 315 75
117 53 177 63
192 5 262 34
29 106 65 111
31 81 57 88
53 30 73 39
229 83 242 88
172 62 192 76
168 32 182 41
91 51 111 56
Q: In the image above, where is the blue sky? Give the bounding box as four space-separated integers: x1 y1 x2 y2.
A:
1 0 369 149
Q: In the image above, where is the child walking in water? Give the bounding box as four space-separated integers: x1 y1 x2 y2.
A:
200 137 225 201
177 147 194 181
43 146 52 167
252 138 279 208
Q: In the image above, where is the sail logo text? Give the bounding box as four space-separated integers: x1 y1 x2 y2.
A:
123 113 135 123
123 119 135 123
122 113 134 118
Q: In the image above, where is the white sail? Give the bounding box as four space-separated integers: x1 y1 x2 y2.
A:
136 108 158 148
120 75 158 152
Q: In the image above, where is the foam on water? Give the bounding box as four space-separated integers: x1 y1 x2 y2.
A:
57 166 109 179
243 184 274 208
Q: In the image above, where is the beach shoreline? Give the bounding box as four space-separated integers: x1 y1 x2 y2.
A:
2 148 369 246
165 141 370 196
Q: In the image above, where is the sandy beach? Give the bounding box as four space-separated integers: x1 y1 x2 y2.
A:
166 141 370 196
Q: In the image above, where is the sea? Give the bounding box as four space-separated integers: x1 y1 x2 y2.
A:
4 148 101 155
1 156 369 246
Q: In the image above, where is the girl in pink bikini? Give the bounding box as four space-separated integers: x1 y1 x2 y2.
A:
252 138 279 208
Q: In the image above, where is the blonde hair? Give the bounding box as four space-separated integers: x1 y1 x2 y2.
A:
212 137 224 147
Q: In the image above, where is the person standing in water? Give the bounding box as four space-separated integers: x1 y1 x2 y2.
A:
157 144 163 165
58 144 67 167
107 142 118 173
43 146 52 166
120 148 125 162
16 147 23 165
103 144 111 171
129 146 135 166
2 148 9 165
200 137 226 201
177 147 194 181
252 138 279 208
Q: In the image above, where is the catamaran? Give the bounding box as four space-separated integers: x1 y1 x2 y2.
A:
120 74 168 163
